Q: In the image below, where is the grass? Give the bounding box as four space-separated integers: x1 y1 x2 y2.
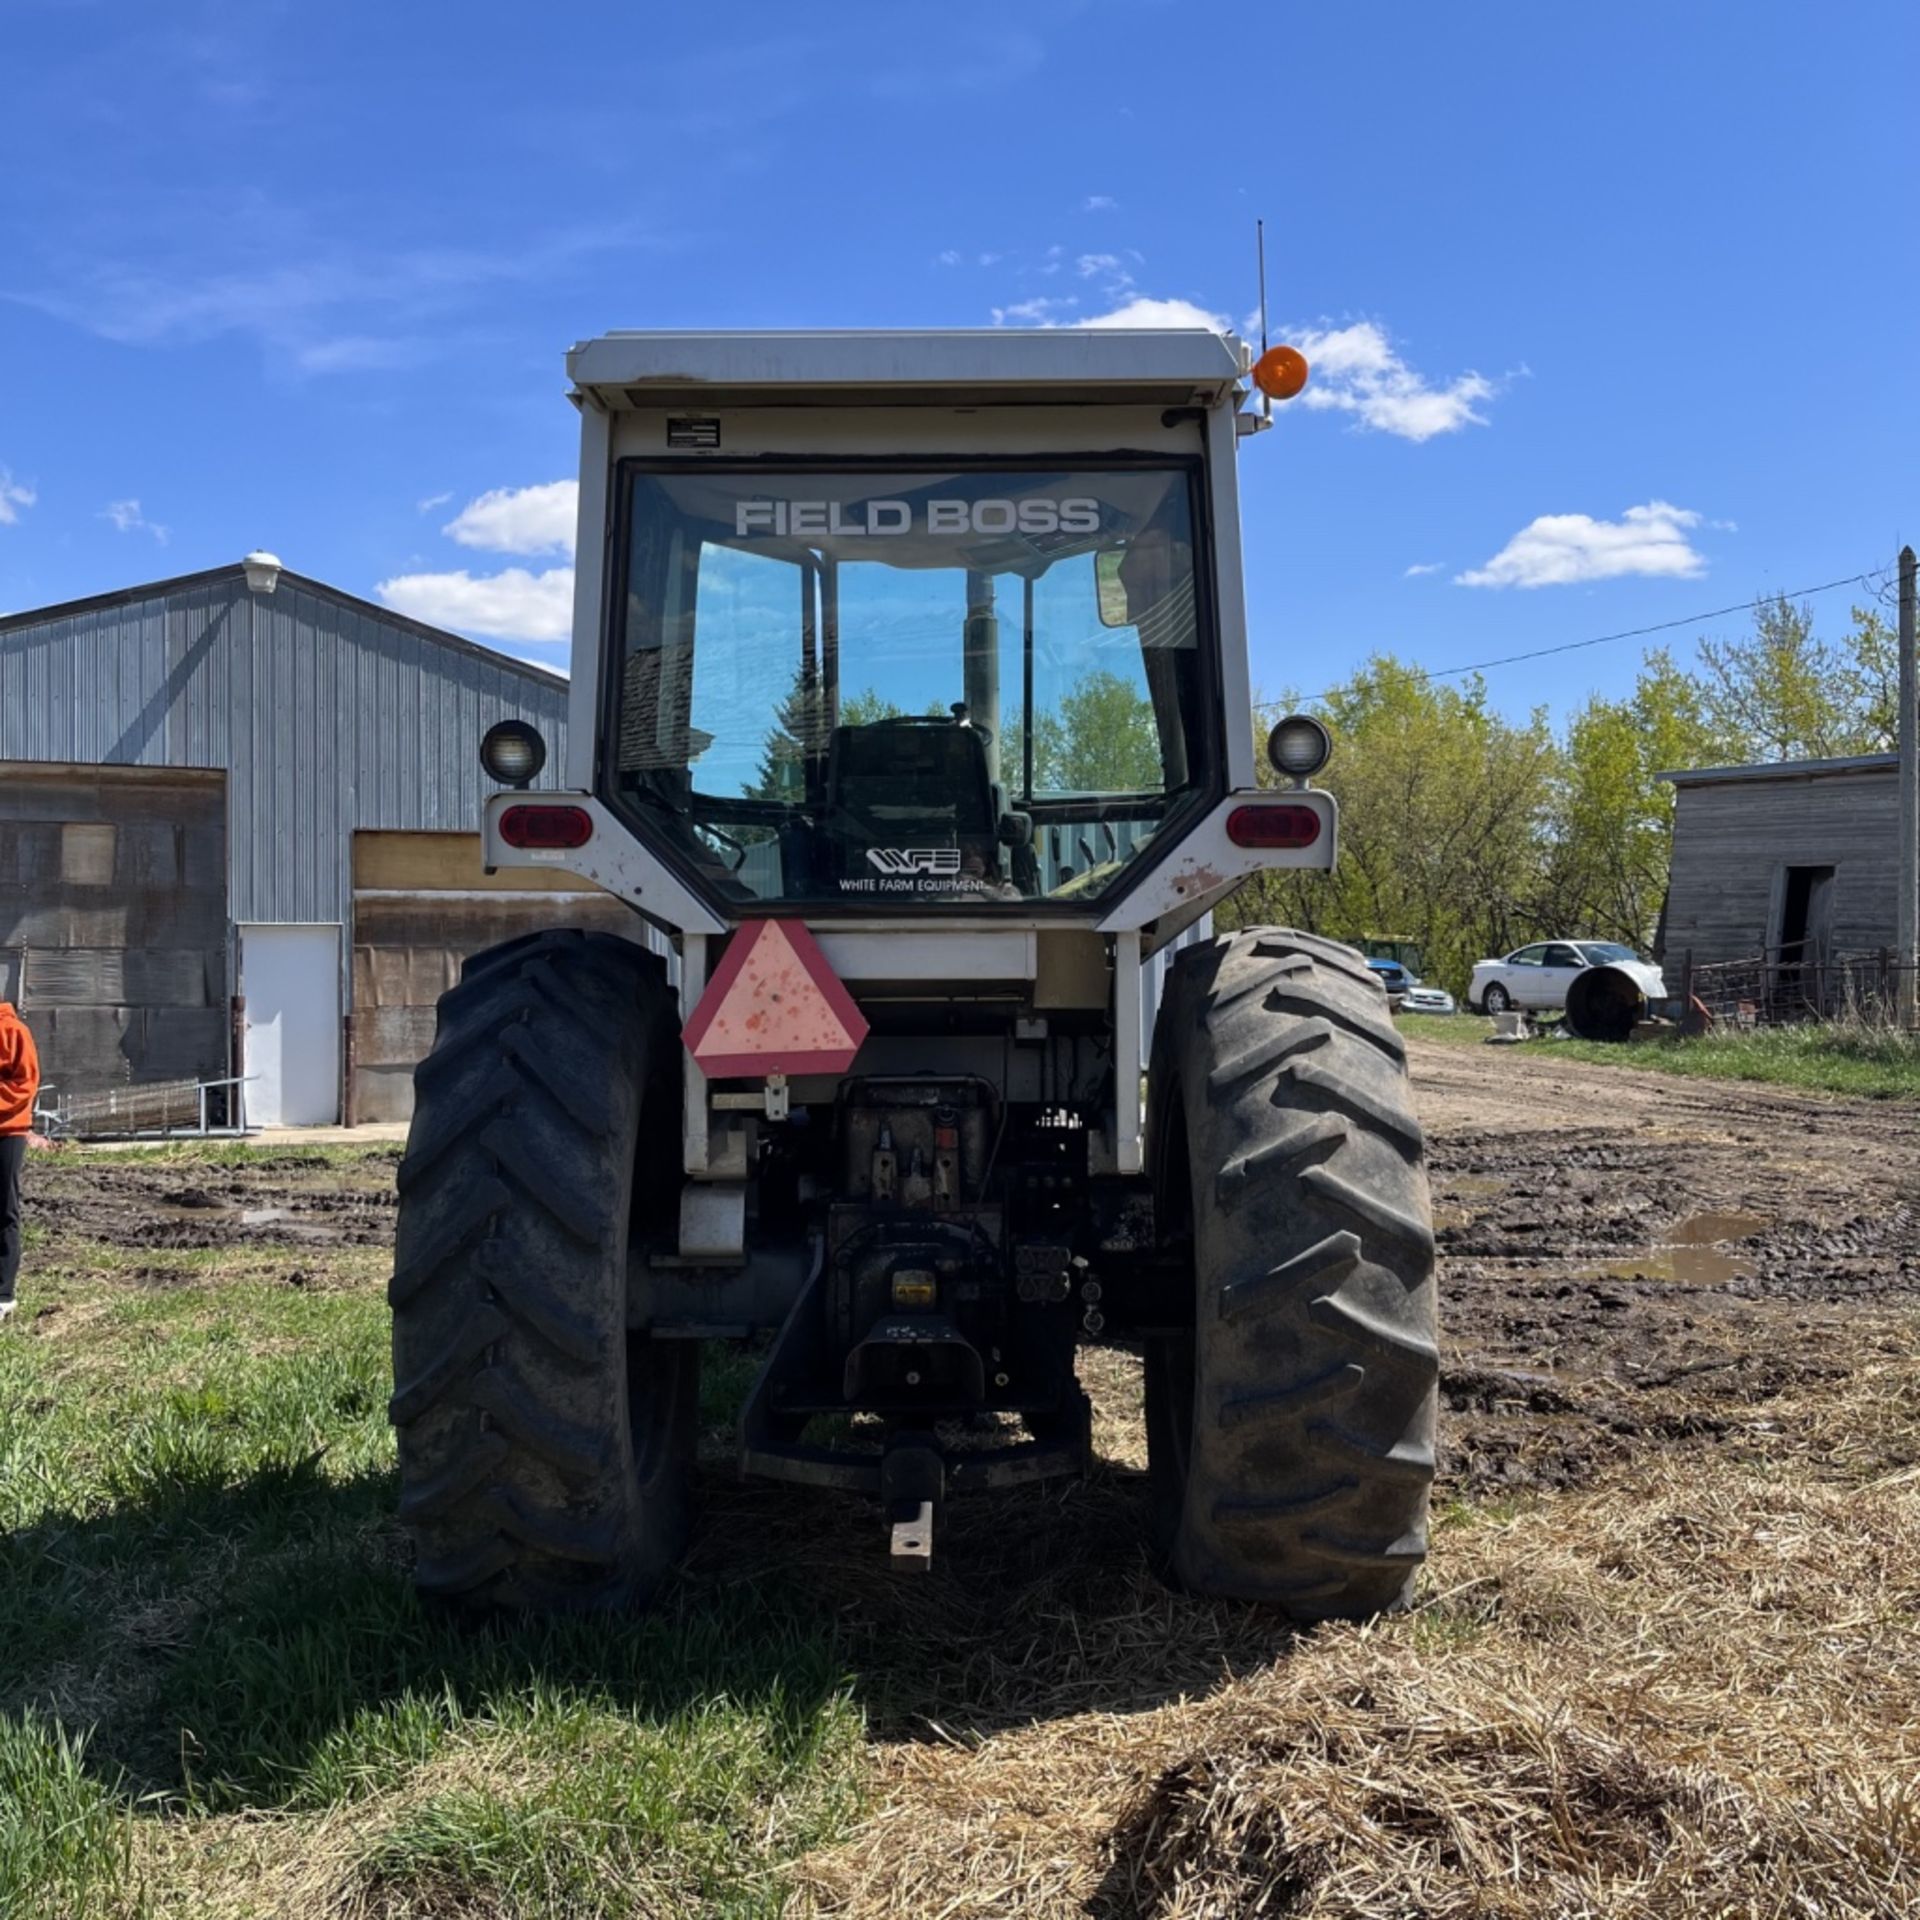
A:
0 1147 865 1919
1400 1011 1920 1098
3 1139 1917 1917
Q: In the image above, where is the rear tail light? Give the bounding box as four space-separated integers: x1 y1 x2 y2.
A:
499 803 593 850
1225 804 1322 849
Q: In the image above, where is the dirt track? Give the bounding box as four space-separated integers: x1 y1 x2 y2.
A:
1411 1037 1918 1499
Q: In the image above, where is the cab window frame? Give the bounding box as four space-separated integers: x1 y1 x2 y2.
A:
596 450 1229 920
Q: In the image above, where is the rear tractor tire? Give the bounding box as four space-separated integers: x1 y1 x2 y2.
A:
1145 927 1439 1621
389 928 697 1611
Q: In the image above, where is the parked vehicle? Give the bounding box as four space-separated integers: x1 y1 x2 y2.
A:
1368 958 1456 1016
1367 957 1414 1009
1470 941 1664 1014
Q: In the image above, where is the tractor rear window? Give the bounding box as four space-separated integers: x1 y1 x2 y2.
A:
607 465 1217 910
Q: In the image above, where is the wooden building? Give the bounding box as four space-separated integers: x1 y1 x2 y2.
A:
1660 753 1901 972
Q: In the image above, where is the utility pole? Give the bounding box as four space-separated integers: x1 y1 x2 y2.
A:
1900 546 1917 1028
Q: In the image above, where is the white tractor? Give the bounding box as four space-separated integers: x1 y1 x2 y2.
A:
389 328 1437 1619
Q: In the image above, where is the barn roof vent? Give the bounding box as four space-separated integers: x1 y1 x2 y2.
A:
243 550 283 595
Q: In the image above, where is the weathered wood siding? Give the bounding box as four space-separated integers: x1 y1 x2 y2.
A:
0 762 229 1095
1664 765 1899 968
349 830 648 1124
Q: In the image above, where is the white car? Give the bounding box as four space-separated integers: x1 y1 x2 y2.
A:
1401 981 1457 1015
1470 941 1664 1014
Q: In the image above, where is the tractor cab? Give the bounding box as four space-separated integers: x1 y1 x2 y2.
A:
392 330 1437 1623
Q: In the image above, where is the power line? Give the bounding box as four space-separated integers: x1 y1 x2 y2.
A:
1253 568 1881 714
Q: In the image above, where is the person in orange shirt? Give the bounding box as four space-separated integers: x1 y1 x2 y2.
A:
0 1001 41 1323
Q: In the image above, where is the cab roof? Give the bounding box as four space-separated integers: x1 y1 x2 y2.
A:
566 328 1250 411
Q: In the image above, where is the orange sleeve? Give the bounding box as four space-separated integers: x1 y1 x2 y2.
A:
0 1017 37 1107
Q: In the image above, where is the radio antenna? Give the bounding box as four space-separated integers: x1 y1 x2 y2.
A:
1256 217 1272 420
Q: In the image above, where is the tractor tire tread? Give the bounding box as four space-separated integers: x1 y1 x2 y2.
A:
390 929 693 1614
1147 925 1439 1621
387 1304 510 1427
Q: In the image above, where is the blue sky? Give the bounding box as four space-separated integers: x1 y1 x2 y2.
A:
3 0 1915 724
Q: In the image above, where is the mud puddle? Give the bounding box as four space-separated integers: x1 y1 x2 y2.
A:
1595 1211 1769 1287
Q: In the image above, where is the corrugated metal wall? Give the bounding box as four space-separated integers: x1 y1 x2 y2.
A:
0 566 571 960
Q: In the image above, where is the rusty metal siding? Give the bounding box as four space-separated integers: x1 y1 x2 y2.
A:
0 565 572 954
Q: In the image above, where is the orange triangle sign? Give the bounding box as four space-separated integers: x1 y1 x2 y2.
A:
682 920 868 1077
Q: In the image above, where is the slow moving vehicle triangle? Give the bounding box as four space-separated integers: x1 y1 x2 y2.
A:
682 918 868 1077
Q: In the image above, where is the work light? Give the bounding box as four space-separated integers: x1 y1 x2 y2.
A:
1267 714 1332 784
480 719 547 788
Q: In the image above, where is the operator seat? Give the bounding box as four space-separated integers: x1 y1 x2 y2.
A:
822 717 1000 885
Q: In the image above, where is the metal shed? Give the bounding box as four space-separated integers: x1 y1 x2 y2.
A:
0 559 592 1121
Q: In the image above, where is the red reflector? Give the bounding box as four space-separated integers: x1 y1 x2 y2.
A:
1225 804 1321 849
499 803 593 850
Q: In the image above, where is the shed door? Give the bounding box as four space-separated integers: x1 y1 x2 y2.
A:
240 925 341 1127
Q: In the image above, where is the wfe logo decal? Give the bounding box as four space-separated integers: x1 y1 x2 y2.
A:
866 848 962 877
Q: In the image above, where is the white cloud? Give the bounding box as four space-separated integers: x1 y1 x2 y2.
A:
1083 194 1118 212
100 498 169 544
993 288 1229 332
1076 252 1128 280
376 566 575 642
294 334 426 375
416 491 452 513
16 214 652 378
1404 561 1445 577
443 481 577 557
0 470 35 525
1085 295 1228 330
1293 320 1494 442
991 295 1078 327
935 248 963 267
1456 502 1708 590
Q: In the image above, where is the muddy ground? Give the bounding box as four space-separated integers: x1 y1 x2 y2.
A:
25 1038 1919 1506
1413 1039 1917 1499
24 1146 399 1286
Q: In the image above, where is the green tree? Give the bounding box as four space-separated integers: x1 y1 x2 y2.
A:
1695 593 1892 760
1541 652 1722 948
1006 670 1162 795
1837 604 1900 749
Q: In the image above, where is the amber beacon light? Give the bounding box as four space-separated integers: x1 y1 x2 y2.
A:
1251 344 1310 401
